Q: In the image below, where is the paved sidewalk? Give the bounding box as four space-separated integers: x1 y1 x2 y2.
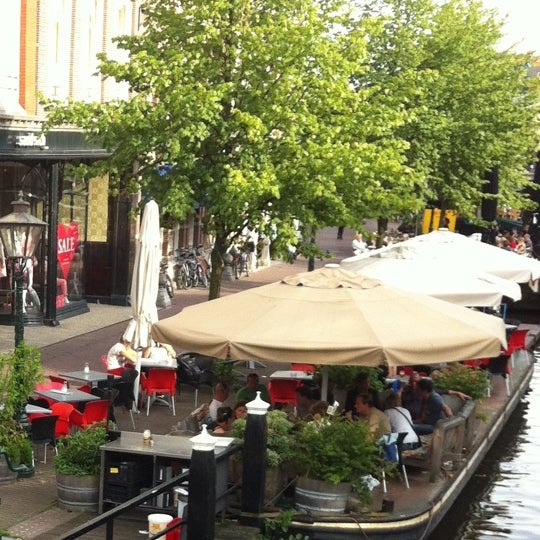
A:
0 227 354 540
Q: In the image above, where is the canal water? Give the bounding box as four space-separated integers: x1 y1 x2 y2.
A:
432 357 540 540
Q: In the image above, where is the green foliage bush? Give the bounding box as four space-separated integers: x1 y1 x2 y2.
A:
256 509 309 540
231 409 295 468
55 423 108 476
292 417 381 500
315 366 385 392
0 343 43 466
433 363 490 400
0 343 43 418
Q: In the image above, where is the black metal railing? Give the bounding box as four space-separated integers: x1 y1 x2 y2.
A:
60 444 239 540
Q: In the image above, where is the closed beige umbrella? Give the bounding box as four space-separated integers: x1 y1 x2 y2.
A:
152 266 506 368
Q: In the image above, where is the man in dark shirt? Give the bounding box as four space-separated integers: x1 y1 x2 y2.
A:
413 378 446 435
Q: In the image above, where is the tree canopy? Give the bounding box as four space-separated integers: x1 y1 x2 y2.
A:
44 0 540 298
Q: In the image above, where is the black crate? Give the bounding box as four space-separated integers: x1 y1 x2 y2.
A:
104 482 149 503
105 461 150 485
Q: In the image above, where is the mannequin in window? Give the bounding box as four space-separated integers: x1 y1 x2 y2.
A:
21 257 41 312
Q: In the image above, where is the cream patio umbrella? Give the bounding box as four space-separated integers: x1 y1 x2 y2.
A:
363 229 540 285
339 256 521 307
123 200 161 406
152 266 506 370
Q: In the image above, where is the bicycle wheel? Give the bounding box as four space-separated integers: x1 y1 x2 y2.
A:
182 265 192 289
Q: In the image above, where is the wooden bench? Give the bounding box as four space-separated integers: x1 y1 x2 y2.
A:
401 394 474 482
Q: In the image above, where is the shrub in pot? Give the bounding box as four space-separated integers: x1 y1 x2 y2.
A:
292 417 382 511
231 409 295 500
0 343 43 479
55 422 109 512
432 363 489 400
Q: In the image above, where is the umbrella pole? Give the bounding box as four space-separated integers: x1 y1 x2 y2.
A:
321 365 329 402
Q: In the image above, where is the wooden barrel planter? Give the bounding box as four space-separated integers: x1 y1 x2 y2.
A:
295 477 351 513
56 472 100 512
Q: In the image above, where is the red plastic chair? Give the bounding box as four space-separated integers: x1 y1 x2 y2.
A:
51 402 76 438
505 329 528 355
396 366 414 378
290 363 316 373
268 379 300 408
49 375 70 388
36 382 64 391
140 368 177 416
69 399 109 429
107 367 125 376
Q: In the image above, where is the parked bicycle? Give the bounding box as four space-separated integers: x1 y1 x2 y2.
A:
174 248 210 289
229 245 250 279
159 261 174 298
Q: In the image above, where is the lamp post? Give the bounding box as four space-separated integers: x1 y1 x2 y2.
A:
0 192 47 348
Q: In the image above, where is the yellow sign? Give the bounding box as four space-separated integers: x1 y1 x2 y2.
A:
422 209 457 234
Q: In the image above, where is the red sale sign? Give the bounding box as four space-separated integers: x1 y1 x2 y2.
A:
57 222 79 280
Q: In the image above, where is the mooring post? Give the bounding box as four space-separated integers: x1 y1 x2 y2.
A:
188 425 217 540
241 391 270 525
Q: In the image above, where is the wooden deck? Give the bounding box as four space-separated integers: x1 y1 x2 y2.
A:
284 333 537 540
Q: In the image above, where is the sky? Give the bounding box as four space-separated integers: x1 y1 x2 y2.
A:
480 0 540 55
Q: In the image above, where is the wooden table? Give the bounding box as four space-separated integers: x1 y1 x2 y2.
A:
35 388 100 404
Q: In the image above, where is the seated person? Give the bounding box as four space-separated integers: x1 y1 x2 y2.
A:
209 382 230 422
212 406 234 434
236 373 270 403
309 400 330 421
401 371 423 420
412 378 449 435
232 400 248 420
142 341 176 362
344 372 380 415
295 384 317 419
106 336 137 370
383 392 420 449
354 393 391 440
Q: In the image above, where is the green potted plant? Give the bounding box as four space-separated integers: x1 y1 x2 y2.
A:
292 416 382 512
231 409 295 500
0 343 43 482
213 359 243 389
432 363 490 400
55 422 109 512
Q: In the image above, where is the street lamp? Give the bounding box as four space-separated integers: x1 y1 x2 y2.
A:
0 192 47 347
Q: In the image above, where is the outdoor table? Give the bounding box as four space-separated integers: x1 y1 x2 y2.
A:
25 404 52 414
34 388 100 404
99 431 234 513
269 370 313 381
59 370 119 388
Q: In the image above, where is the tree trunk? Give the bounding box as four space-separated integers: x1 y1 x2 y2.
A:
208 233 227 300
377 218 388 248
307 226 316 272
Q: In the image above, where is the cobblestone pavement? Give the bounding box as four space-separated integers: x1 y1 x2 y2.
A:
0 227 355 540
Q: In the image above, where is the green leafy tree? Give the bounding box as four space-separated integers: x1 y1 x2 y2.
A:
43 0 411 298
360 0 540 230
